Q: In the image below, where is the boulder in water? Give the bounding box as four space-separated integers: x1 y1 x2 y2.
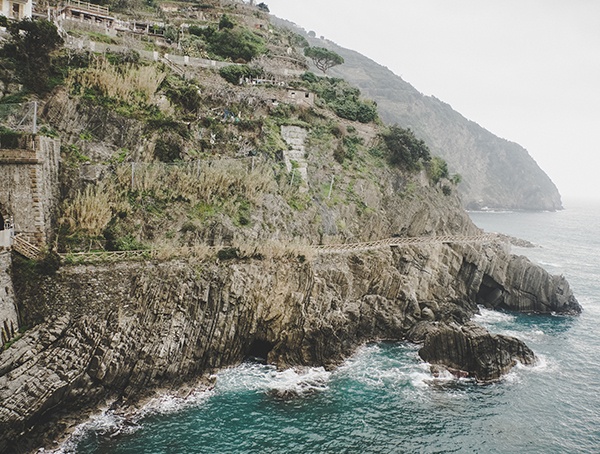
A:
418 321 536 382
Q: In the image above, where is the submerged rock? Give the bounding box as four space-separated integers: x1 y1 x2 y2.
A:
418 322 536 382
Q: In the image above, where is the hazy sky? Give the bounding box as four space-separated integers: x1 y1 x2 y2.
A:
266 0 600 201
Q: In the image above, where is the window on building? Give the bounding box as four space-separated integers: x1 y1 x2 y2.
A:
11 2 21 19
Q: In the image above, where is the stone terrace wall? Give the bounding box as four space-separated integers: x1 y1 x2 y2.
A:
0 136 61 247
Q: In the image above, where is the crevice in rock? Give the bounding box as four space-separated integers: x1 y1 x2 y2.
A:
476 274 505 308
245 338 274 364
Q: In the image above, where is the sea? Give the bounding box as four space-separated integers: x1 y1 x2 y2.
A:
61 199 600 454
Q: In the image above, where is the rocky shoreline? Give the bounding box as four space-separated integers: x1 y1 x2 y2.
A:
0 239 580 453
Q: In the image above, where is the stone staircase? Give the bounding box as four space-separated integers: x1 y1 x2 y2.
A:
280 125 308 190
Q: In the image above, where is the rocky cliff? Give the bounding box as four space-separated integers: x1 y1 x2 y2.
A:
272 18 563 211
0 237 579 452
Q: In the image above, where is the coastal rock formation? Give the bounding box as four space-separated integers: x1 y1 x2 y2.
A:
0 240 580 452
417 321 536 382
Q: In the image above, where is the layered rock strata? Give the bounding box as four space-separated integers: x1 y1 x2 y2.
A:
0 240 580 453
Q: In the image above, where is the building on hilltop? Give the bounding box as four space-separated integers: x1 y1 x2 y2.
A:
0 0 32 20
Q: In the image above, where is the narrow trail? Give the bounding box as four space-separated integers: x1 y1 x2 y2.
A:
29 233 503 264
313 233 499 254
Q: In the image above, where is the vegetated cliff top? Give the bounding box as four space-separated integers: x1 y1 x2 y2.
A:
271 17 563 212
0 2 478 256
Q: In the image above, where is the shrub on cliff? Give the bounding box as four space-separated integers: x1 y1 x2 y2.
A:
381 125 431 170
301 75 378 123
0 18 63 93
193 23 266 63
427 156 449 183
219 64 262 85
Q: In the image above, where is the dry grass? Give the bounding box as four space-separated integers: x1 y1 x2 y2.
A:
67 57 166 104
151 241 216 261
115 159 275 206
232 239 315 262
59 182 125 236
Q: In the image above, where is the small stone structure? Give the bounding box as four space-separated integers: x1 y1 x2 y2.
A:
287 89 315 107
0 135 61 248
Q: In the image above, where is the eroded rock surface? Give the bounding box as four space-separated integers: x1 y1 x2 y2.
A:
418 321 536 382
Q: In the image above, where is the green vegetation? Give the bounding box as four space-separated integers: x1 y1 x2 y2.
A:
380 125 431 170
300 73 378 123
427 156 449 184
189 16 267 63
219 64 262 85
257 2 270 13
0 127 26 149
0 5 456 258
304 46 344 74
0 19 63 93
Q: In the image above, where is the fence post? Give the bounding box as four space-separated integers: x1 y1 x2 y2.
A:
32 101 37 134
327 175 335 199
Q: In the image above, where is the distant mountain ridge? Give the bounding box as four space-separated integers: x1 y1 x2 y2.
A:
274 17 562 211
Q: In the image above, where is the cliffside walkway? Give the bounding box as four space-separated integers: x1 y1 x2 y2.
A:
56 234 501 264
314 233 499 254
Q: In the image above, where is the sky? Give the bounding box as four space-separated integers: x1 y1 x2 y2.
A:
265 0 600 201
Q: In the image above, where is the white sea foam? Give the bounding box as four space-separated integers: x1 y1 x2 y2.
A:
46 409 140 454
473 306 516 326
136 386 214 418
336 344 421 389
215 362 331 397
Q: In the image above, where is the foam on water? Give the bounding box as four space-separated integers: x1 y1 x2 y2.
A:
473 306 516 325
48 409 140 454
215 362 331 396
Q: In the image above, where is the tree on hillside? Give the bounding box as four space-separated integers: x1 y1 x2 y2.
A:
381 125 431 170
257 2 269 12
1 19 63 93
304 46 344 74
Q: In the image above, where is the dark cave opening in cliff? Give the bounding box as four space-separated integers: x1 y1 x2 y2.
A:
245 339 274 364
477 275 505 308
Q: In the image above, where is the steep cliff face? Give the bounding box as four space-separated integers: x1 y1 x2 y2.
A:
0 239 579 452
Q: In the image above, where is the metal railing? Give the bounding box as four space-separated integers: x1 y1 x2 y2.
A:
66 0 110 16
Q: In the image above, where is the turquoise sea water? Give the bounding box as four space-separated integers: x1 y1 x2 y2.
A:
66 199 600 453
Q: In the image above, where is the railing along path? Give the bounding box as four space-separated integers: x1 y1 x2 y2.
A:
314 234 499 254
57 234 500 264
